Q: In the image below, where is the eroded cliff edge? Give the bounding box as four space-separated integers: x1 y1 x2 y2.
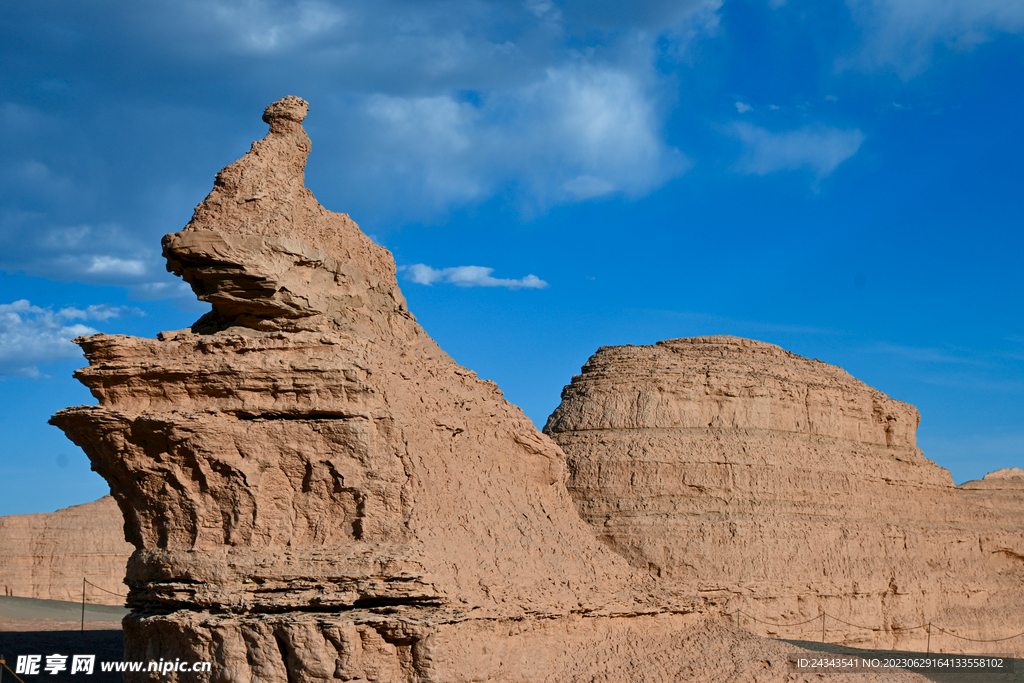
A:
45 97 905 682
544 336 1024 652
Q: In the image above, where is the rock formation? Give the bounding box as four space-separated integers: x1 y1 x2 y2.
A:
545 336 1024 653
48 97 925 682
959 468 1024 518
0 496 132 605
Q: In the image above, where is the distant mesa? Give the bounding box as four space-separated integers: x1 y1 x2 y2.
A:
958 468 1024 520
545 335 1024 651
0 496 131 606
980 467 1024 481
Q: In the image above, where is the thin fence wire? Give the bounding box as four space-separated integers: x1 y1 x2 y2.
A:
83 579 127 599
730 610 1024 645
735 611 822 627
825 613 929 633
932 625 1024 643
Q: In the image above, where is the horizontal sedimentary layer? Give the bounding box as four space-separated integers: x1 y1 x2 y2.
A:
547 336 920 449
124 547 441 614
70 331 388 415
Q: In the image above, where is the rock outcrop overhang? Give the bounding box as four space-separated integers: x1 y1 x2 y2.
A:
46 97 908 682
544 336 1024 652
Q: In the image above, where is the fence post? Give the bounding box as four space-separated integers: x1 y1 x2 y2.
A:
821 611 826 643
927 623 931 654
81 578 86 633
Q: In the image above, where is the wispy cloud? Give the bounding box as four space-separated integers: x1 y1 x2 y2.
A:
867 342 991 366
633 307 846 338
199 0 347 54
349 61 690 215
0 212 157 286
0 0 719 276
843 0 1024 76
403 264 548 289
57 304 141 322
128 281 195 301
562 175 617 199
84 256 147 277
0 300 141 377
731 122 865 178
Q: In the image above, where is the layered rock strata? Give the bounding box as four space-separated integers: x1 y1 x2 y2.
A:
47 97 915 682
959 468 1024 518
0 496 131 605
545 336 1024 653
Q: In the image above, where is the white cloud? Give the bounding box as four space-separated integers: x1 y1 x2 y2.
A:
524 0 561 21
57 304 143 322
735 101 752 113
349 62 689 216
844 0 1024 76
0 301 93 377
404 264 548 289
731 122 865 177
85 256 147 276
128 281 195 300
197 0 346 54
562 175 616 199
1 0 724 279
0 299 141 376
0 212 158 286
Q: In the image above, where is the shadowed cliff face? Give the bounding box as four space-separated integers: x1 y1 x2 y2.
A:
545 336 1024 652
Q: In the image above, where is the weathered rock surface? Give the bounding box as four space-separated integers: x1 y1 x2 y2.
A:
47 98 922 682
958 468 1024 524
0 496 131 605
545 336 1024 653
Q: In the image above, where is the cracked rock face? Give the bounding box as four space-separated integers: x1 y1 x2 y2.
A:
545 336 1024 652
49 98 900 683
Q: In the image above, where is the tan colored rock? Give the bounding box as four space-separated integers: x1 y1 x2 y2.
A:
47 98 923 682
958 469 1024 525
545 336 1024 654
0 496 131 605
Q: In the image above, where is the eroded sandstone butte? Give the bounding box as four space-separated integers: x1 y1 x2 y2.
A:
46 97 920 682
545 336 1024 653
0 496 132 605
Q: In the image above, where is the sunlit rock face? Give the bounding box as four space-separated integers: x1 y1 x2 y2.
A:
545 336 1024 652
0 496 132 605
44 97 878 683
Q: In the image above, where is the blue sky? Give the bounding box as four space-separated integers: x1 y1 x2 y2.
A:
1 0 1022 514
